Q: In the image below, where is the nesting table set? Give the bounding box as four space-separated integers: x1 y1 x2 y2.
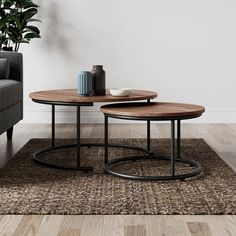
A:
30 89 205 181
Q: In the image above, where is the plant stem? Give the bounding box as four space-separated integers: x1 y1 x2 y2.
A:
16 43 20 52
14 43 18 52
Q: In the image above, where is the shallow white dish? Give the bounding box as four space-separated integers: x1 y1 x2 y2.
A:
109 88 131 97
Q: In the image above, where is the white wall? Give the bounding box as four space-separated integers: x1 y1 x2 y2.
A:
22 0 236 123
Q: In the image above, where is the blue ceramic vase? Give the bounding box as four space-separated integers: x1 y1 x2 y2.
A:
78 71 93 96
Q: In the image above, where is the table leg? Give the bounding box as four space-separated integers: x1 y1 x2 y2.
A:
171 120 175 176
147 120 151 152
52 104 55 147
147 99 151 153
105 115 109 165
75 105 93 171
34 103 92 171
177 120 181 159
77 105 81 167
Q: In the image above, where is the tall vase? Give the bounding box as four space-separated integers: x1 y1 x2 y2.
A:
91 65 106 96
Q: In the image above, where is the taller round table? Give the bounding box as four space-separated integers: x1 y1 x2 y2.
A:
29 89 157 171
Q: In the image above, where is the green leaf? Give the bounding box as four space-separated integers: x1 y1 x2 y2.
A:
14 0 39 9
0 9 5 16
27 18 41 23
20 39 29 43
24 32 40 39
0 33 7 44
11 15 22 29
3 0 14 8
8 26 20 36
0 18 7 29
23 2 39 9
25 25 40 34
23 8 38 20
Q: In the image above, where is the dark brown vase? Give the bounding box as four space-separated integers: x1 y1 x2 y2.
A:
91 65 106 96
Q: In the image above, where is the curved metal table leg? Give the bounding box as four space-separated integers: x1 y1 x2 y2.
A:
104 114 203 181
32 143 151 170
104 155 202 181
32 103 153 170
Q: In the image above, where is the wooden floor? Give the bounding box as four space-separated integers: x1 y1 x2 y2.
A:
0 123 236 236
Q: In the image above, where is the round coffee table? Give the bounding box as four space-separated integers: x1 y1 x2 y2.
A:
101 102 205 181
29 89 157 171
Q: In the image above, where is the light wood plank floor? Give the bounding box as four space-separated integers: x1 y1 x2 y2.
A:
0 123 236 236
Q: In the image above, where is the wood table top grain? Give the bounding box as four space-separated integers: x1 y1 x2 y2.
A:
29 89 157 104
101 102 205 119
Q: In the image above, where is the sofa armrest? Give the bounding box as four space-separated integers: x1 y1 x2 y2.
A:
0 52 23 83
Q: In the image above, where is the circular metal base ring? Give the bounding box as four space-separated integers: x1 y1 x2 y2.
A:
33 143 151 170
104 156 202 181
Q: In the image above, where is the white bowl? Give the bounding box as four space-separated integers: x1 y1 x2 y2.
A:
109 88 131 97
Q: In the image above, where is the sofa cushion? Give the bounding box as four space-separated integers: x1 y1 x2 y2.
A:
0 79 23 111
0 52 23 82
0 58 10 79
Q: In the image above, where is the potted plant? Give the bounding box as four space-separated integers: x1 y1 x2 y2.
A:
0 0 41 52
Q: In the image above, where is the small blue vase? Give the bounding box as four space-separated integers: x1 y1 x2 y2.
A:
78 71 93 96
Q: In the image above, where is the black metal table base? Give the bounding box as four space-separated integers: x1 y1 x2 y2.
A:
32 99 153 171
104 112 203 181
32 99 203 180
104 155 202 181
32 143 151 171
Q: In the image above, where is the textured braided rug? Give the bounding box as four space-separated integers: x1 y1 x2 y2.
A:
0 138 235 215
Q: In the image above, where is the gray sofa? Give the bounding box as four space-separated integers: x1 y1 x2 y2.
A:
0 51 23 140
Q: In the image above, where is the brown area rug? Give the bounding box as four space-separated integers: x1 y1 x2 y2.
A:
0 138 235 215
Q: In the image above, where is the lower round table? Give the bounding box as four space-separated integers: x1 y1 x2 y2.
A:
29 89 157 171
101 102 205 181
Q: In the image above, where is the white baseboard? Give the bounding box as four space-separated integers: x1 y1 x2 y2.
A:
22 106 236 123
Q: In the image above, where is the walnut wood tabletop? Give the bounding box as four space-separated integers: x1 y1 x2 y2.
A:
29 89 157 104
101 102 205 119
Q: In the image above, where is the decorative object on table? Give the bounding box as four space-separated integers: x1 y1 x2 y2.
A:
91 65 106 96
78 71 93 96
109 88 131 97
1 138 235 215
0 0 41 52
